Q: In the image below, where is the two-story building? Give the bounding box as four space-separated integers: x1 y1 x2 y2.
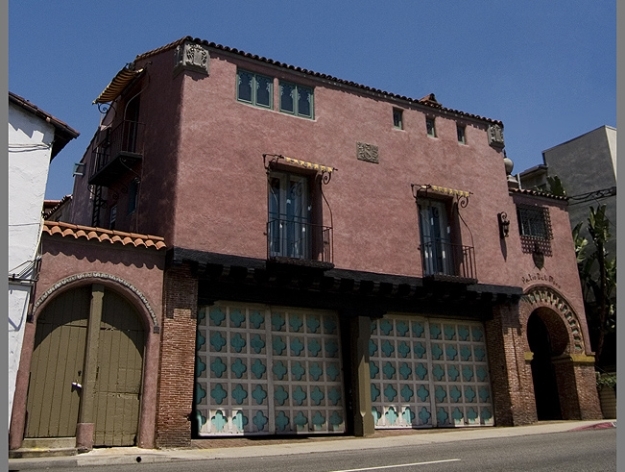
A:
10 37 602 452
8 92 79 430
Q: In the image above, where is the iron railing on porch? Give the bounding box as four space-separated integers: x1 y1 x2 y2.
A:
91 120 145 177
421 238 476 282
267 217 333 264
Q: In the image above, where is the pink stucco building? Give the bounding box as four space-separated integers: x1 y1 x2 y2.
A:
10 37 602 453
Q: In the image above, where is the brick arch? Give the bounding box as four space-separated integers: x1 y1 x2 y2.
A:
32 271 159 333
519 285 586 355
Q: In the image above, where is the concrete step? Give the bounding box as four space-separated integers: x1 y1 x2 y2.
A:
9 447 77 459
10 438 77 459
21 437 76 449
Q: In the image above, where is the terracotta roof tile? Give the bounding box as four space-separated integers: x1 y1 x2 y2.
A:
133 36 503 126
42 194 72 219
42 221 167 250
510 187 568 201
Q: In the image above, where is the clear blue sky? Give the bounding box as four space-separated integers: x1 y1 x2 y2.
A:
9 1 615 200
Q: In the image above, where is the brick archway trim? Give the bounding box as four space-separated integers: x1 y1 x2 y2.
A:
32 271 159 333
520 285 585 354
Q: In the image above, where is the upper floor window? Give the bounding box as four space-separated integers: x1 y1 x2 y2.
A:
517 205 551 240
268 172 312 259
127 178 139 214
426 117 436 137
416 192 476 282
393 108 404 129
109 205 117 230
280 81 314 119
516 204 552 258
457 124 466 144
237 70 273 108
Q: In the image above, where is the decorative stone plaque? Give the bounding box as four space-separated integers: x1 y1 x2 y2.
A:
487 124 505 148
174 41 210 76
357 142 379 164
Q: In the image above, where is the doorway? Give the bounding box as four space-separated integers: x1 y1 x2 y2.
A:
25 285 145 446
527 312 562 420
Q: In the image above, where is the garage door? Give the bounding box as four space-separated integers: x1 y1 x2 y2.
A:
370 315 494 428
195 303 345 436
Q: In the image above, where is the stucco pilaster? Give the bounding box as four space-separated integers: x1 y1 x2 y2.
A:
76 284 105 452
349 315 375 436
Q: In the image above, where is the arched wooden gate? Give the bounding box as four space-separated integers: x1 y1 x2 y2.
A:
25 284 145 446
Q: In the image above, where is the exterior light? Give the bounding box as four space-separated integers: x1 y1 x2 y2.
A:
498 212 510 238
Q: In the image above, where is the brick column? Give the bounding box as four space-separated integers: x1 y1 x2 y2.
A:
349 315 375 437
571 355 603 420
485 302 537 426
155 264 198 448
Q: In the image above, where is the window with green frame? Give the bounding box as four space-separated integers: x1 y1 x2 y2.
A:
279 81 314 118
237 70 273 108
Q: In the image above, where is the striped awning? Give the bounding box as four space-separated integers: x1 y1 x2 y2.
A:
282 156 335 173
93 67 144 104
413 184 471 199
426 185 470 198
264 154 336 173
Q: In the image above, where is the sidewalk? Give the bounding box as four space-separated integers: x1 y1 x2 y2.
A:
8 420 616 470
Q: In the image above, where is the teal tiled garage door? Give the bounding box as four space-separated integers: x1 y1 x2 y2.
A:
195 303 345 436
370 316 494 428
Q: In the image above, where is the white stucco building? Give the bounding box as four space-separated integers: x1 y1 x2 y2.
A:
8 92 79 426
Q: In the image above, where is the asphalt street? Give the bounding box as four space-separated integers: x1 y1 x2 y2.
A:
11 427 616 472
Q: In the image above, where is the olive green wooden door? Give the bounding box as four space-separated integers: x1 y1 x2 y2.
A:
26 286 145 446
93 290 145 446
25 287 90 438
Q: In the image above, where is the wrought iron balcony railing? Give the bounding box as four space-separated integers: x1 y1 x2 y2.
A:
421 238 477 283
89 120 144 186
267 217 333 266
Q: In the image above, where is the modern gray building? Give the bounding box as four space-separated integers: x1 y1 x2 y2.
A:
519 125 616 257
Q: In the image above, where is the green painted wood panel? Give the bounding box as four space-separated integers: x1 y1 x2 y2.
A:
93 290 144 446
26 287 90 438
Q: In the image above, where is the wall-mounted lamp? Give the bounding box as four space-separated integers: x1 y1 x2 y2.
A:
498 212 510 238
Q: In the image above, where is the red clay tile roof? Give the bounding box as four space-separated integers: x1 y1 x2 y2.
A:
133 36 503 126
43 221 167 250
509 187 568 201
43 194 72 219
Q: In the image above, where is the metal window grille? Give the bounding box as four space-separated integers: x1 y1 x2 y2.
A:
517 205 552 240
517 205 553 256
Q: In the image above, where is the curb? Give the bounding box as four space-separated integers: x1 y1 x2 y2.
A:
8 420 616 470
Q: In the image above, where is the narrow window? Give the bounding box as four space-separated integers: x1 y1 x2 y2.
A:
457 124 466 144
426 117 436 137
127 179 139 214
109 205 117 230
280 81 314 119
237 70 273 108
393 108 403 129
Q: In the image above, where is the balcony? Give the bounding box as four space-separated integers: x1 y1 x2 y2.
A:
89 120 144 186
421 238 477 284
267 217 333 270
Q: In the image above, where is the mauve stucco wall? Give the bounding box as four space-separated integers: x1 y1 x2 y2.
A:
70 47 588 339
8 103 56 427
164 50 584 303
169 51 517 279
32 237 166 323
